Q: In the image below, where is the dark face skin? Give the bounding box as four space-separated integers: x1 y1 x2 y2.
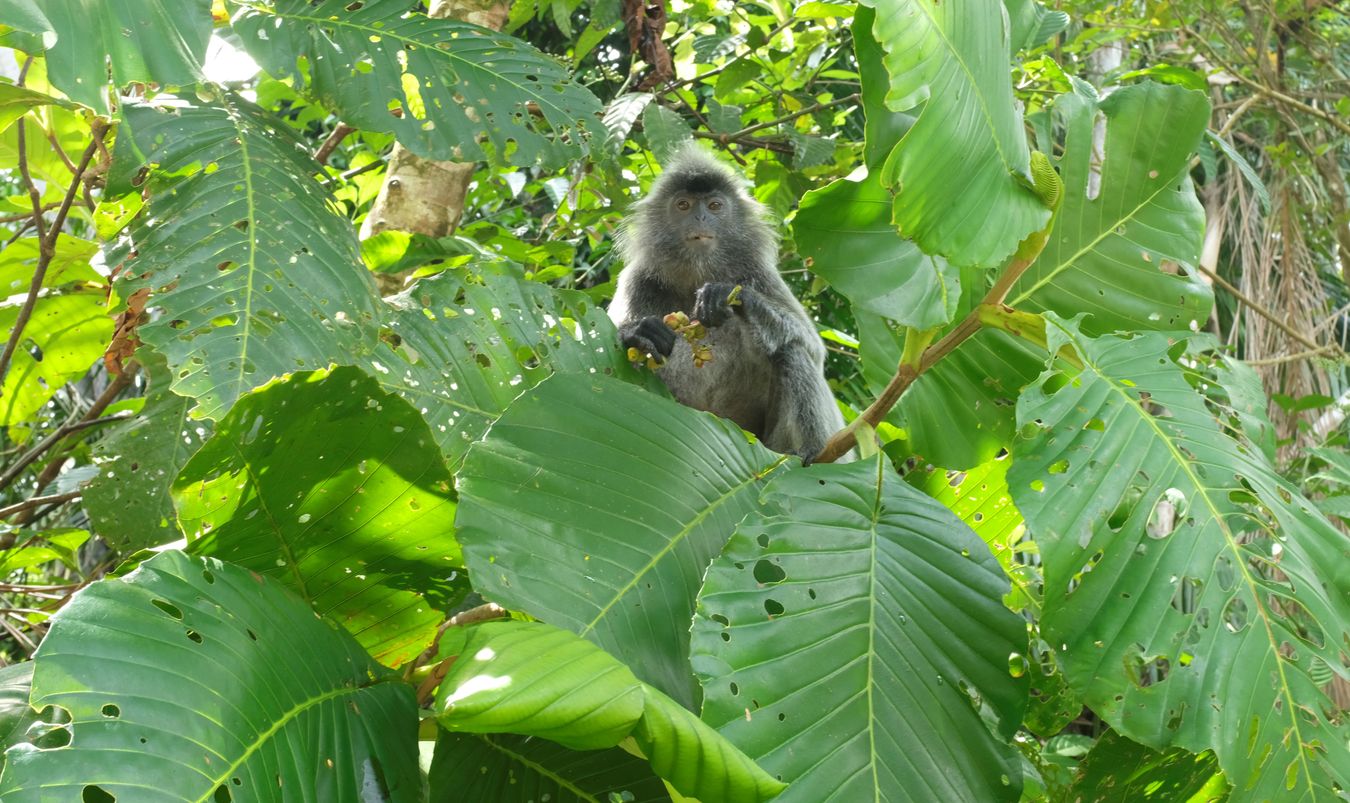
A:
669 191 728 252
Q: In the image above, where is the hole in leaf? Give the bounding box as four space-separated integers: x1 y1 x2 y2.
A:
83 787 116 803
152 599 183 620
764 598 784 616
214 785 233 802
186 629 204 644
752 560 786 585
101 704 120 718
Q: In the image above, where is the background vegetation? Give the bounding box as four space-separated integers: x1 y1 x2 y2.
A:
0 0 1344 800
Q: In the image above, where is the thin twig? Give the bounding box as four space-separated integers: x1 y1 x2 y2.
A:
314 122 355 166
1197 262 1335 355
0 490 81 520
1245 347 1339 365
0 140 101 384
403 602 507 680
719 93 860 141
815 219 1055 463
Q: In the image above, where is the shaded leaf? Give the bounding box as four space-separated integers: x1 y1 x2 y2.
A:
23 0 211 113
234 0 602 167
428 730 672 803
456 373 790 709
692 457 1027 802
1067 730 1228 802
83 351 212 552
374 266 653 470
114 97 381 420
176 366 462 665
0 550 422 802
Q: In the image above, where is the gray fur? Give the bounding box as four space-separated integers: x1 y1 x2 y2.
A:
609 144 846 463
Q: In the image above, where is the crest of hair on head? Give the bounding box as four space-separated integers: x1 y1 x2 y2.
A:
620 143 777 277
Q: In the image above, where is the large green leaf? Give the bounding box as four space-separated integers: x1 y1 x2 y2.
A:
233 0 602 166
0 84 75 134
634 686 786 803
1010 316 1350 801
0 550 422 802
436 621 646 750
853 8 915 171
691 457 1027 802
175 367 462 665
795 173 958 329
860 0 1049 267
114 97 381 420
433 621 784 803
375 266 653 470
83 351 212 552
456 373 791 709
1008 81 1212 334
15 1 211 113
429 731 673 803
0 290 111 426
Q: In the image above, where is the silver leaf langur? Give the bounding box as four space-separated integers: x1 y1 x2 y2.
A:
608 144 847 463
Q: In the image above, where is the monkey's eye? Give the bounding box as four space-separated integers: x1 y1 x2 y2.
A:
676 199 692 211
708 200 723 211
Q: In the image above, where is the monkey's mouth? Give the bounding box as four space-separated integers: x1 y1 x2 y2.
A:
686 234 716 244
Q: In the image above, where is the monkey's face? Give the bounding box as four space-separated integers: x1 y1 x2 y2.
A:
669 192 729 253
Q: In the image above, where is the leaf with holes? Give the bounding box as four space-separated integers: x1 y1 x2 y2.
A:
1066 730 1228 802
0 290 111 427
233 0 601 167
1010 315 1350 801
1007 81 1212 335
112 97 381 420
0 550 421 802
374 266 655 471
83 351 212 553
9 0 211 114
456 373 791 709
859 0 1050 267
428 731 673 803
175 366 462 665
691 457 1028 802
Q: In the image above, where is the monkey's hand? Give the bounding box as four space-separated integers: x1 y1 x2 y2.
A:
619 315 677 360
693 282 747 328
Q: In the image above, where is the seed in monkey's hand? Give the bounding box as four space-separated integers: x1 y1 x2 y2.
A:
663 311 690 329
691 343 713 368
626 346 663 370
725 284 743 306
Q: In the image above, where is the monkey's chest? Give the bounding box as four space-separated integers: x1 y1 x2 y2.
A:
656 322 773 438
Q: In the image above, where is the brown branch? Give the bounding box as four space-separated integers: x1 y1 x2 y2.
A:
815 222 1054 463
721 93 860 141
1181 24 1350 137
0 490 81 520
402 602 508 681
1196 262 1336 356
690 130 794 155
0 140 101 384
314 122 355 166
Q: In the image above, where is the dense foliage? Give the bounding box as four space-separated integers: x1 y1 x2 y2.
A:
0 0 1345 800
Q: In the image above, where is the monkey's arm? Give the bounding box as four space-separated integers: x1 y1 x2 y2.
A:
692 281 818 358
